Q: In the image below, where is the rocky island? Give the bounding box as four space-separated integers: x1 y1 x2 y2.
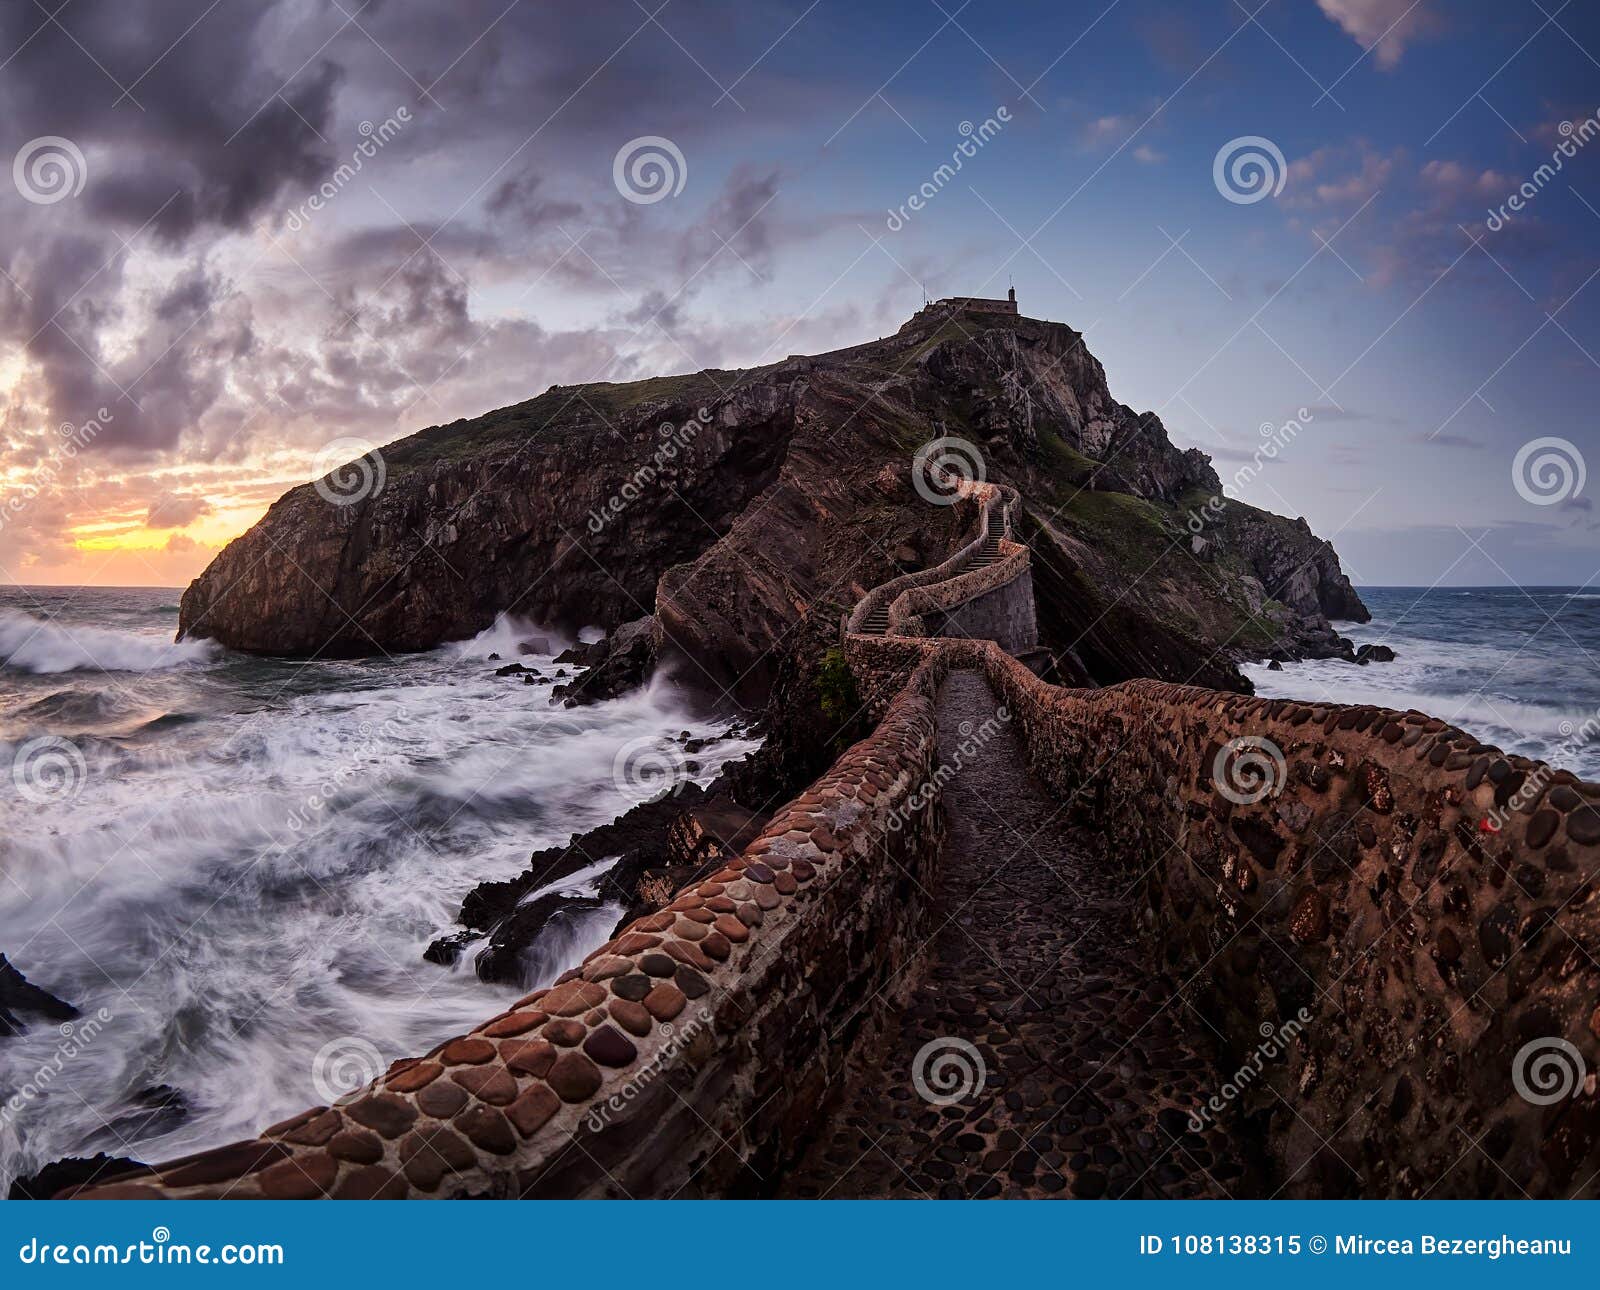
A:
180 299 1367 712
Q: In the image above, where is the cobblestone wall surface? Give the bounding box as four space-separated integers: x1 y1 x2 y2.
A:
925 639 1600 1198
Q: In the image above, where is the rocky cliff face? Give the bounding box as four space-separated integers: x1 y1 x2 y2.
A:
180 305 1366 704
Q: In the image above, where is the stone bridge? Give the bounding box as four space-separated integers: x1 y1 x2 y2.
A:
73 475 1600 1199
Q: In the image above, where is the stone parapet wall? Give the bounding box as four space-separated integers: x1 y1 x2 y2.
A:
914 639 1600 1198
73 655 955 1200
843 482 1018 637
888 540 1035 652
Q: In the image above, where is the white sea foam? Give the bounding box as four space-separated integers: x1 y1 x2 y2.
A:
0 608 218 674
0 603 757 1190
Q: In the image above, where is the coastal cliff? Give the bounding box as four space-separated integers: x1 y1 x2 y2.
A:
179 305 1367 704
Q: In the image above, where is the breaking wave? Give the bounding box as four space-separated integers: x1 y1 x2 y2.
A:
0 608 218 675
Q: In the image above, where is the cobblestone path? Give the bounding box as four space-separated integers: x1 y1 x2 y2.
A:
779 669 1247 1198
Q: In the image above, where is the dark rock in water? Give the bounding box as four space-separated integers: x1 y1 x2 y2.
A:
1354 643 1396 664
471 893 605 986
97 1084 189 1145
0 954 79 1037
554 639 606 667
1267 659 1283 671
442 780 771 984
487 652 500 661
494 661 532 676
553 616 657 706
423 930 481 967
9 1154 148 1200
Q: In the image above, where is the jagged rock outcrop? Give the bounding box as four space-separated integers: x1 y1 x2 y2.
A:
180 305 1366 702
0 953 78 1037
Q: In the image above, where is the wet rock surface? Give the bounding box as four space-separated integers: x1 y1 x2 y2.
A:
431 780 771 985
0 953 78 1037
779 671 1242 1198
9 1154 146 1200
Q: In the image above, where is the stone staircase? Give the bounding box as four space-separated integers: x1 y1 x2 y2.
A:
969 532 1003 569
859 602 891 635
848 480 1029 646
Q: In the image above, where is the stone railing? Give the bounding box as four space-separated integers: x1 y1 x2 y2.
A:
886 538 1030 637
73 653 954 1199
842 481 1017 637
843 634 1600 1198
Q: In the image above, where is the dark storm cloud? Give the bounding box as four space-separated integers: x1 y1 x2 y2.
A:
0 0 843 474
0 1 338 242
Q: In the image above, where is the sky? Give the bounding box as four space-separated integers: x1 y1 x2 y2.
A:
0 0 1596 590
